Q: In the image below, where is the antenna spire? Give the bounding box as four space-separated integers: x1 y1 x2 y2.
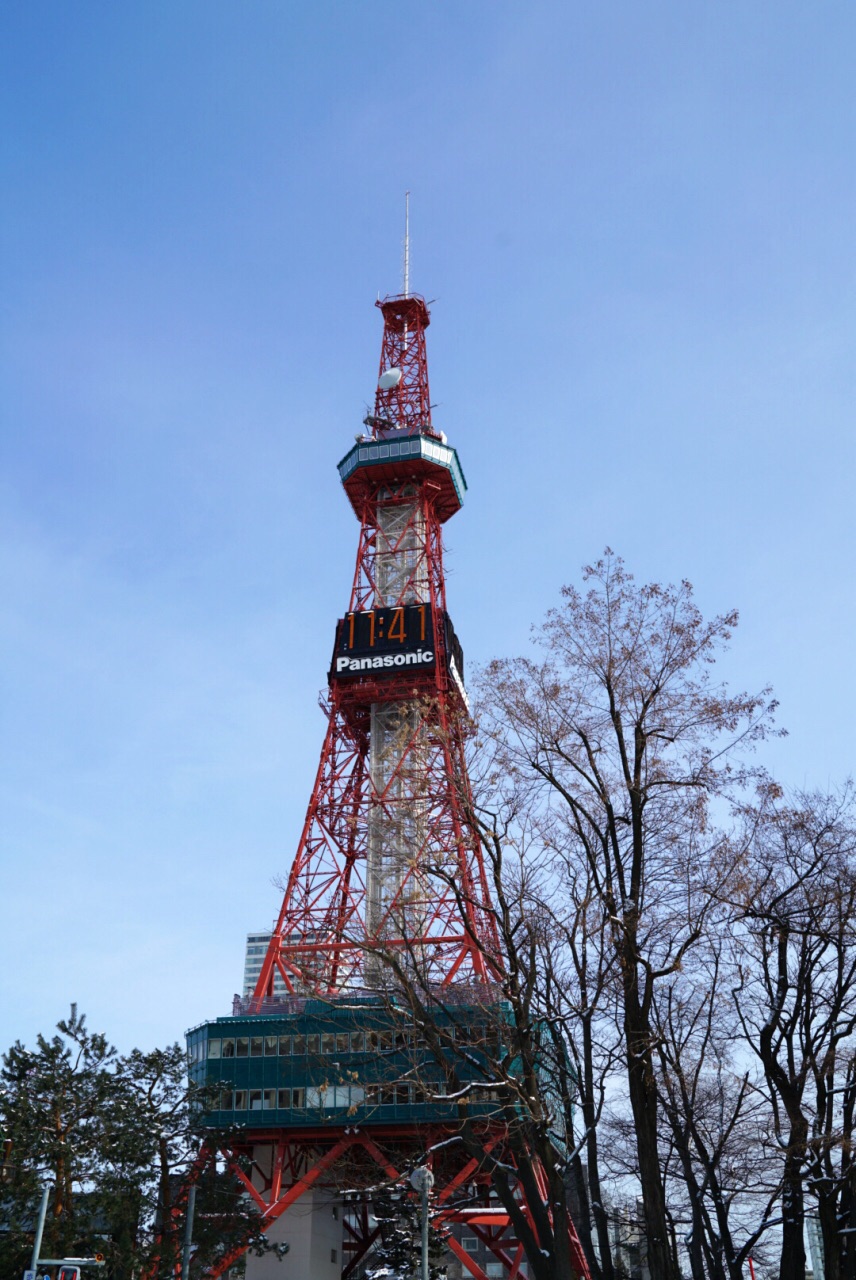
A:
403 190 410 298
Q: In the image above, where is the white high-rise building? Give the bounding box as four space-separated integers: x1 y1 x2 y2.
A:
243 931 287 998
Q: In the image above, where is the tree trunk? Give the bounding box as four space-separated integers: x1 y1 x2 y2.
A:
780 1133 808 1280
569 1148 601 1280
817 1189 840 1280
581 1016 615 1280
624 983 680 1280
670 1139 708 1280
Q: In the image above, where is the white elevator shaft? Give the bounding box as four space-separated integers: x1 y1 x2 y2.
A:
365 494 429 956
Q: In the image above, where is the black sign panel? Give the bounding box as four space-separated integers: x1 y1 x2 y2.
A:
331 604 436 681
444 613 464 685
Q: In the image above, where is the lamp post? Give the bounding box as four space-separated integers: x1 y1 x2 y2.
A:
181 1184 197 1278
409 1167 435 1280
30 1185 50 1275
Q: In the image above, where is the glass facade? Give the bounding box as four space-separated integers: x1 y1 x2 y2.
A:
186 1002 514 1131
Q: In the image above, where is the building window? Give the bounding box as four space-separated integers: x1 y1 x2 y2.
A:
222 1039 236 1058
278 1035 291 1055
293 1035 306 1054
250 1037 263 1057
264 1036 278 1056
350 1032 364 1053
207 1039 221 1059
249 1090 263 1111
263 1090 276 1109
321 1033 335 1054
462 1237 479 1253
219 1089 234 1110
277 1089 291 1108
307 1034 320 1055
233 1090 247 1110
236 1037 249 1058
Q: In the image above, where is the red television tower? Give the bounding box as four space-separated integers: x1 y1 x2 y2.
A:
188 258 590 1280
251 290 500 1004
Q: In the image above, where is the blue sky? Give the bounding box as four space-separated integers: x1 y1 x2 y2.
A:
2 2 854 1054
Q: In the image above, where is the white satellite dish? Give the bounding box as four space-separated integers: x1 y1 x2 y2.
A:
378 367 402 390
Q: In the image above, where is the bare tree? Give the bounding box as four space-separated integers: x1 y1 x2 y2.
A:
733 786 856 1280
372 802 592 1280
473 552 777 1280
531 847 624 1280
652 948 780 1280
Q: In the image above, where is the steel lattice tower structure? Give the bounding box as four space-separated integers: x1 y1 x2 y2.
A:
187 288 590 1280
252 291 500 1003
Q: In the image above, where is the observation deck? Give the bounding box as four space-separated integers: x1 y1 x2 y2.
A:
187 1001 509 1132
337 433 467 522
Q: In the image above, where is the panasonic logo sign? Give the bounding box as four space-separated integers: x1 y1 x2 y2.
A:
335 650 434 674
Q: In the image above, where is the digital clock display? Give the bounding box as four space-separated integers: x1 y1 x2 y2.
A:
331 604 436 680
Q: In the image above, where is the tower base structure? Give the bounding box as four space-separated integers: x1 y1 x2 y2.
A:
188 1006 589 1279
245 1189 341 1280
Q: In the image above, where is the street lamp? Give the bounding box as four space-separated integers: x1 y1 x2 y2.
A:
409 1166 435 1280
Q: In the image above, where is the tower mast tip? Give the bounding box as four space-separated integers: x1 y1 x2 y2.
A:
403 190 410 298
